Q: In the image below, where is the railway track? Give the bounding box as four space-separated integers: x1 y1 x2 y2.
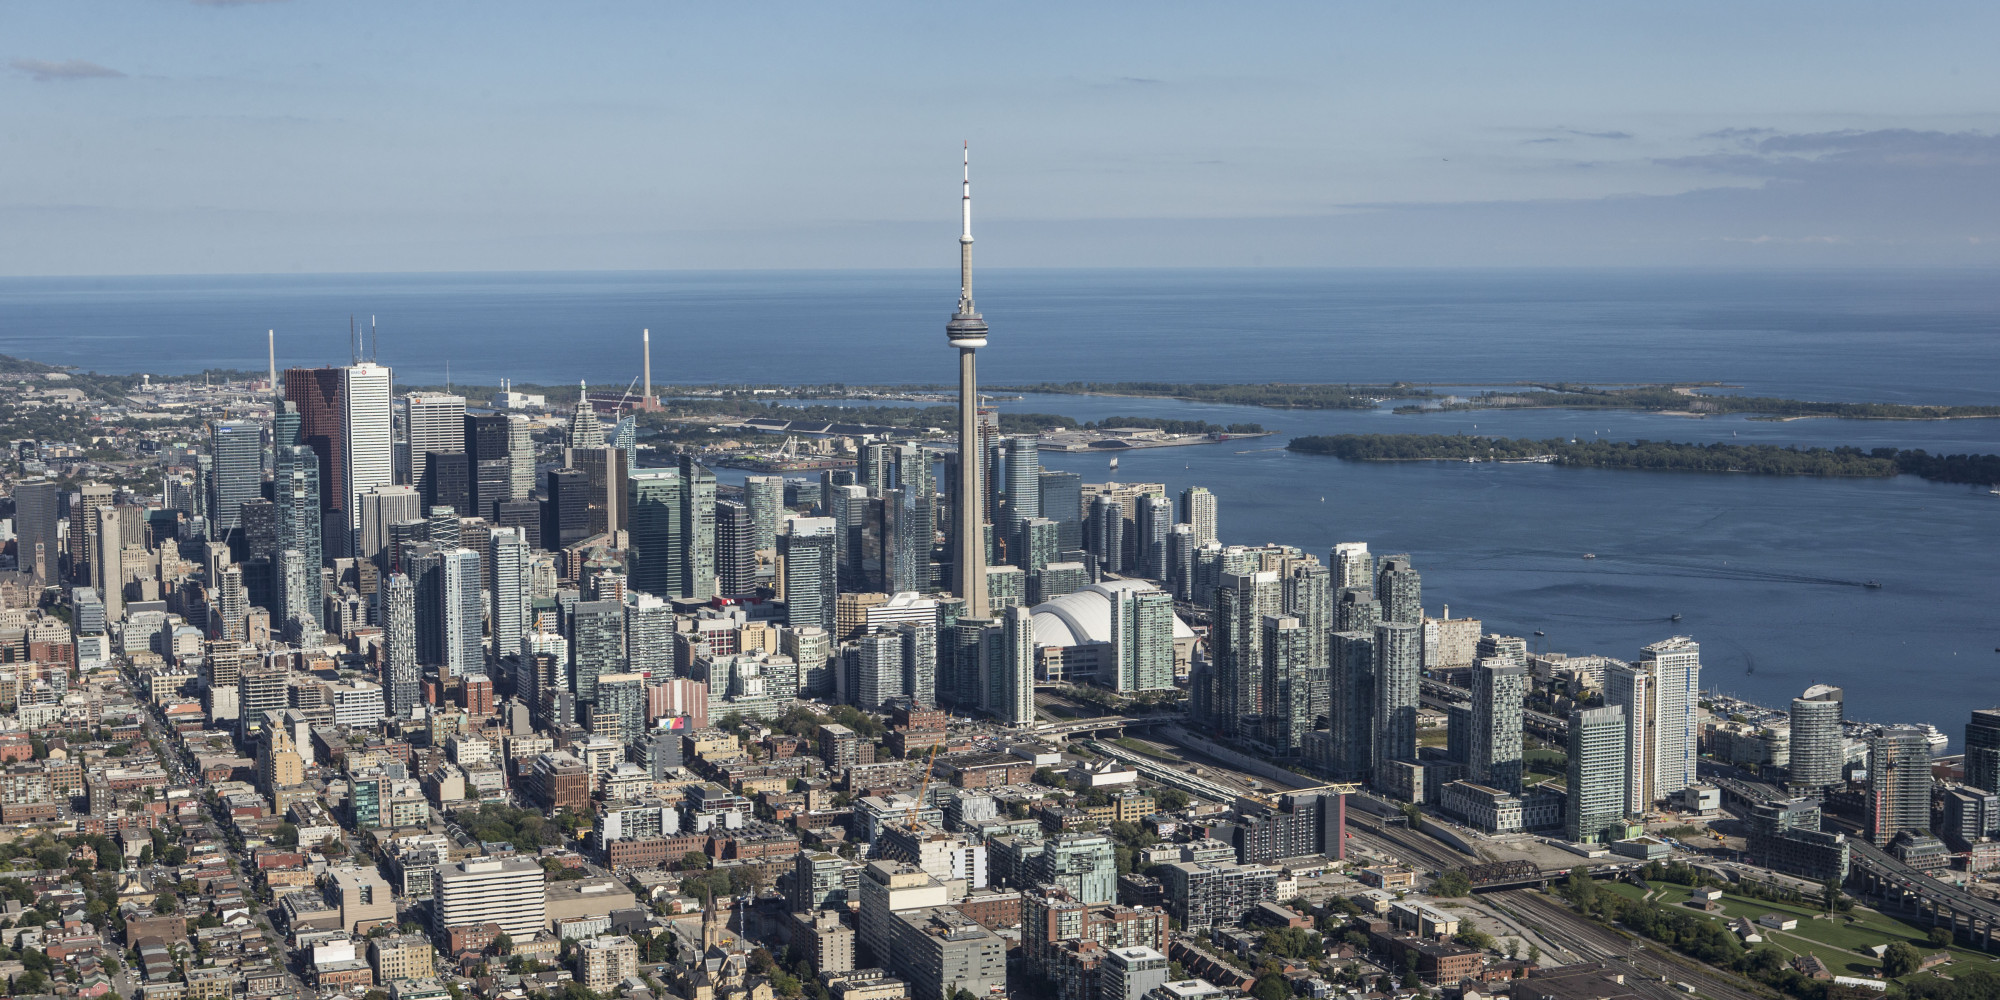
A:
1500 889 1773 1000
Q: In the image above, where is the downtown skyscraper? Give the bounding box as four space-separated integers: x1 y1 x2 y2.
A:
287 361 393 558
628 455 717 601
208 419 264 542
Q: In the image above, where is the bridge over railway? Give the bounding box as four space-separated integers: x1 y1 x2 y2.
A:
1848 839 2000 950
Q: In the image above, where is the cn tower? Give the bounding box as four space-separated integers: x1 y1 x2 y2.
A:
946 143 991 619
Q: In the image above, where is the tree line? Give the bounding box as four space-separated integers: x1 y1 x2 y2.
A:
1288 433 2000 484
1419 385 2000 421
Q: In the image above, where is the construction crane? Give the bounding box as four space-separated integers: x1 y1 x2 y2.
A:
905 740 946 830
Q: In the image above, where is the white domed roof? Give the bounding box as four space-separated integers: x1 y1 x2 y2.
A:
1029 580 1194 647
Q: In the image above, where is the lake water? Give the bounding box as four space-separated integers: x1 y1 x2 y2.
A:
1 268 1995 734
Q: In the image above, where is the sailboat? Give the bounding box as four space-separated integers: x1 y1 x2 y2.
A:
1109 455 1119 473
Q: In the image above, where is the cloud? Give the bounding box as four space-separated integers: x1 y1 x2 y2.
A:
10 58 125 82
1117 76 1162 85
1564 129 1633 140
1661 128 2000 178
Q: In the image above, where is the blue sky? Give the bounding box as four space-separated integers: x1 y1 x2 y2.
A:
6 1 1999 273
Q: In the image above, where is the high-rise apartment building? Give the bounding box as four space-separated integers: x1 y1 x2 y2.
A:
1001 437 1040 543
1334 587 1381 633
1261 615 1317 753
715 499 757 597
899 621 938 708
1089 494 1125 574
1209 571 1279 740
1638 637 1700 800
1372 621 1421 784
781 517 837 632
980 606 1035 726
1374 554 1421 625
744 475 784 554
592 672 647 743
1331 542 1372 590
1868 725 1934 843
1040 471 1084 553
1329 631 1375 782
1134 495 1172 579
854 631 905 709
571 600 625 708
1964 708 2000 794
1566 705 1629 844
490 527 531 660
1178 486 1217 547
1789 685 1847 788
1603 662 1656 814
383 572 419 719
1469 659 1526 794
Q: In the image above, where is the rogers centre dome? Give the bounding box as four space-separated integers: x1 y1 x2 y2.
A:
1029 580 1196 647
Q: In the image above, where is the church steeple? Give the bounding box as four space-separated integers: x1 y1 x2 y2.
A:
702 890 721 952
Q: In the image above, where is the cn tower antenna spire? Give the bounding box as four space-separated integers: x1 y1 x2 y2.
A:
946 143 991 620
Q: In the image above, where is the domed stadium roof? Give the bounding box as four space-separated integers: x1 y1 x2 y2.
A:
1029 580 1195 648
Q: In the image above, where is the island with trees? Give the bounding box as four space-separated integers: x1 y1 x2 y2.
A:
1287 433 2000 484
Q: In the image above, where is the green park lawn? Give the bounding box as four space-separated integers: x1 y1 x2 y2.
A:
1633 887 2000 981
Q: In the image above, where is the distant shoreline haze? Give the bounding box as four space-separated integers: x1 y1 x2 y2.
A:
2 268 1998 405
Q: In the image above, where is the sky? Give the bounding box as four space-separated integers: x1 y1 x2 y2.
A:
5 1 2000 274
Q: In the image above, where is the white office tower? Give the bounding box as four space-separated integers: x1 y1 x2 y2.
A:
359 486 424 569
402 393 466 491
343 363 395 557
436 857 546 941
1331 542 1372 590
490 528 531 660
1178 486 1217 547
1639 636 1701 800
